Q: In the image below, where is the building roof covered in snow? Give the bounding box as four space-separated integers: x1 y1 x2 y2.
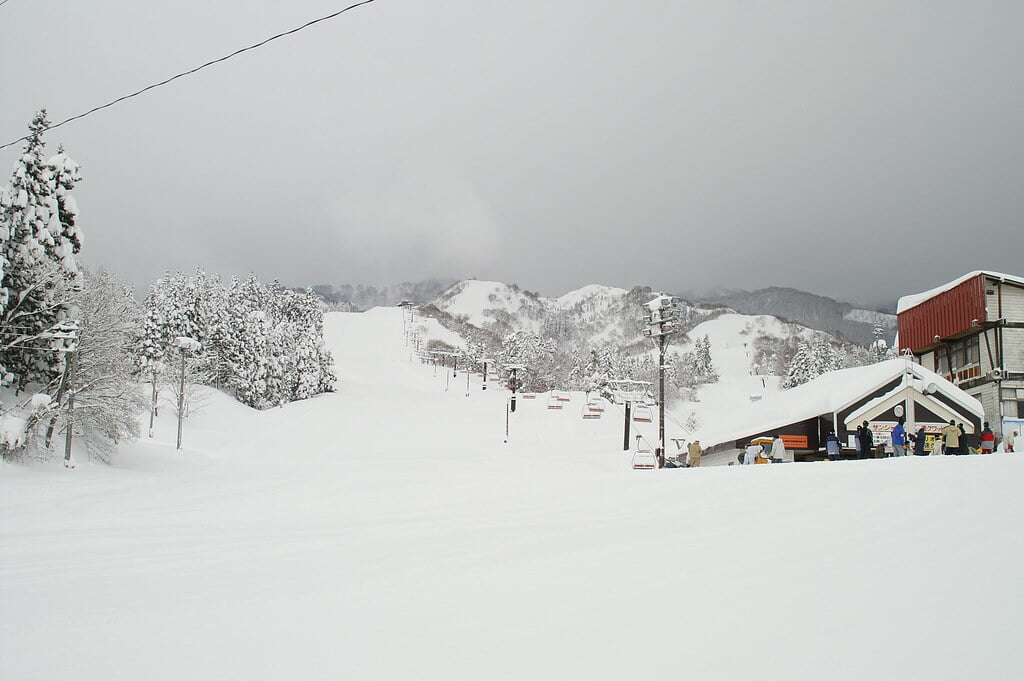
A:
897 271 1024 314
696 358 984 454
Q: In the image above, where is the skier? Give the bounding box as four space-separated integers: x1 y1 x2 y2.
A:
824 430 841 461
687 440 703 468
770 434 787 463
980 423 995 454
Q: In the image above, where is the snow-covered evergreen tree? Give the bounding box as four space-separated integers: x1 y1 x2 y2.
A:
0 111 82 391
783 341 815 388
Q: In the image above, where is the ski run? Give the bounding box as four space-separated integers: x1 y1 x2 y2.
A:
2 307 1022 680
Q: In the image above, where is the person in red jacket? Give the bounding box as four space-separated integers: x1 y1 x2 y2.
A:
980 422 996 454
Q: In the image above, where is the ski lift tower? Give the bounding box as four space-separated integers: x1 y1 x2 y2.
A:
642 294 681 468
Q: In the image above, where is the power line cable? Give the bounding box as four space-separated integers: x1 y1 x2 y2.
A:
0 0 378 151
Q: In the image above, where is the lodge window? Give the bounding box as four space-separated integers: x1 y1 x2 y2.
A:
936 335 981 382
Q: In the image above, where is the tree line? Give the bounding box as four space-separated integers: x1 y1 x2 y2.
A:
0 111 335 462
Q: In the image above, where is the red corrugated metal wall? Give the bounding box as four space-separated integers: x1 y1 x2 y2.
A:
898 274 987 352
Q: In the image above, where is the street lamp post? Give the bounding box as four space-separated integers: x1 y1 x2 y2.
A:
505 363 525 413
481 357 493 390
503 363 525 443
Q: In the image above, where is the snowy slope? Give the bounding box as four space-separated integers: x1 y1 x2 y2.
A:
2 309 1023 680
430 279 632 337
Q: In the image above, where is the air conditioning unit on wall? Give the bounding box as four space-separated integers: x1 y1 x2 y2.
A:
988 368 1006 380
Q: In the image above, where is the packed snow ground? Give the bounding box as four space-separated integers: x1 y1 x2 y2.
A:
2 308 1023 680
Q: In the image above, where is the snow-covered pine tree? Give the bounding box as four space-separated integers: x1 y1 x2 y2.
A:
45 146 83 278
691 334 719 384
811 338 844 375
782 341 815 388
0 111 82 391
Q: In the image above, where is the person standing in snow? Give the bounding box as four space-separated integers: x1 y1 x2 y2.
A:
980 423 995 454
855 425 864 458
687 440 703 467
941 420 960 455
825 430 841 461
743 441 762 465
860 421 873 459
771 434 787 463
891 419 907 457
1006 430 1016 452
913 427 927 456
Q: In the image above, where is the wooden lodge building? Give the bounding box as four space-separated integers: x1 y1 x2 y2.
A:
897 271 1024 440
698 359 984 465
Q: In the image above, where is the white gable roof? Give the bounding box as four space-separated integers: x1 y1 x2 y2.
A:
695 359 983 449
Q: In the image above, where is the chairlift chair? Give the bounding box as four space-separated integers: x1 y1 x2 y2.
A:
556 391 571 402
521 393 537 399
631 449 657 470
632 405 653 423
546 394 563 410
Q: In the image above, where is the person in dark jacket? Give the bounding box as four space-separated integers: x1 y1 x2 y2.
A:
860 421 873 458
825 430 841 461
913 426 927 455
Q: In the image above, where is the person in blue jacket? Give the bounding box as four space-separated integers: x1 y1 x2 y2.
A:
891 419 907 456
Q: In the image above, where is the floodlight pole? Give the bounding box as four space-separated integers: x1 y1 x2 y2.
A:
642 295 678 468
658 333 667 468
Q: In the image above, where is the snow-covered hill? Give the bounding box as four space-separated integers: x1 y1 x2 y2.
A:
3 308 1022 680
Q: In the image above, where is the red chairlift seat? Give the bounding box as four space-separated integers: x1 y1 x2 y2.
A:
631 449 657 470
632 405 653 423
546 394 563 410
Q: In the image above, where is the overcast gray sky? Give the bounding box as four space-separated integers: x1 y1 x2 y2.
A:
2 0 1022 307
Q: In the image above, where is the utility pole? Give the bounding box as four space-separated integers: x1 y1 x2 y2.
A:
642 295 681 468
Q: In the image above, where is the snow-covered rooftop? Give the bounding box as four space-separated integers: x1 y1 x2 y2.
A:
897 271 1024 314
695 358 983 449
